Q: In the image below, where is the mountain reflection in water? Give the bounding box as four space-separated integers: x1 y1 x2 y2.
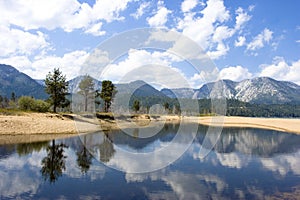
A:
0 124 299 199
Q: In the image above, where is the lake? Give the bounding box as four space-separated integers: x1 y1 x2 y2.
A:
0 123 300 199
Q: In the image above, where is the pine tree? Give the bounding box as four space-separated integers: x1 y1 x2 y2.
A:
99 80 116 112
78 75 95 112
132 100 140 113
45 68 68 113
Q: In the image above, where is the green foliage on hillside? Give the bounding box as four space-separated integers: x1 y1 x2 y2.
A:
123 95 300 118
226 99 300 117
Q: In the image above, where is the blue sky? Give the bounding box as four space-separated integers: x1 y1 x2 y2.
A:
0 0 299 88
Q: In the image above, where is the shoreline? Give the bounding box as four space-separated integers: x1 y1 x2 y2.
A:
0 113 300 145
188 116 300 134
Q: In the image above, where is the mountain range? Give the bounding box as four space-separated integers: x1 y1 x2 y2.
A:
1 64 300 104
0 64 47 99
161 78 300 104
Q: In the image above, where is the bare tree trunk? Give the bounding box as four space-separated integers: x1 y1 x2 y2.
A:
85 96 88 112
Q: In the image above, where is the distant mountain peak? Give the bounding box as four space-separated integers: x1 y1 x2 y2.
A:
0 64 47 99
1 65 299 105
160 77 300 104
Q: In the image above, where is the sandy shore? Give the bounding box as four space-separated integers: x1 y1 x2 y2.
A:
0 113 299 144
193 116 300 134
0 113 102 144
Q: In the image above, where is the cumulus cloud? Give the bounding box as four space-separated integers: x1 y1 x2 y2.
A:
235 36 246 47
259 57 300 85
247 28 273 51
181 0 198 13
100 49 192 88
235 7 252 30
147 1 171 27
0 26 49 57
0 0 133 34
84 22 106 36
131 2 150 19
207 43 229 59
178 0 230 50
177 0 252 60
219 65 253 81
0 50 89 80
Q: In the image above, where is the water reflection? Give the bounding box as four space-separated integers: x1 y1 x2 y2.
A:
0 124 299 199
98 135 115 163
41 140 68 183
76 136 92 174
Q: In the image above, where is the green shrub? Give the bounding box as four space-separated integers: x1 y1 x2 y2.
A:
32 99 50 112
18 96 35 110
18 96 50 112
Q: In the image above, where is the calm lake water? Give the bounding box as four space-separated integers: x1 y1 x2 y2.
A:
0 123 300 199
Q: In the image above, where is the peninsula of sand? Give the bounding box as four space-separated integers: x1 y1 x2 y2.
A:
0 112 299 144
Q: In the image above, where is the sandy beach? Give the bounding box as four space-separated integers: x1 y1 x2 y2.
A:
194 116 300 134
0 113 101 144
0 112 299 144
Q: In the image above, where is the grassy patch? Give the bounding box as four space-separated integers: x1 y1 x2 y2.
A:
0 108 26 116
96 112 115 120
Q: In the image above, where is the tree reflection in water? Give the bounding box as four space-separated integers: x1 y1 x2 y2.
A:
17 141 49 156
41 140 68 183
99 133 115 163
76 135 93 174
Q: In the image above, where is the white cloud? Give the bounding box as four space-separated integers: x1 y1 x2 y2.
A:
259 57 300 85
235 36 246 47
131 2 150 19
84 22 106 36
247 28 273 51
207 43 229 59
181 0 198 13
147 1 172 27
212 26 235 43
100 49 191 88
178 0 230 49
177 0 244 60
0 26 49 57
190 68 220 88
0 55 32 71
0 0 133 34
0 50 89 80
219 65 253 81
176 0 254 59
91 0 133 23
235 7 251 30
207 25 234 59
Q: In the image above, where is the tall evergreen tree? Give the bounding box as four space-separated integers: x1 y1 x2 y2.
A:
0 95 3 108
132 100 140 113
78 75 95 112
11 92 16 102
99 80 116 112
45 68 68 112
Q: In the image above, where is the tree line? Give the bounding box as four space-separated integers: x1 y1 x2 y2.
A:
1 67 300 117
0 68 117 113
123 96 300 118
